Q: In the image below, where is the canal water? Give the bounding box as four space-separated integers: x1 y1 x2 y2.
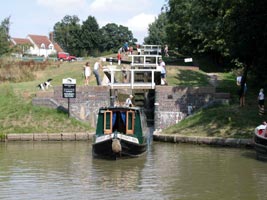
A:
0 141 266 200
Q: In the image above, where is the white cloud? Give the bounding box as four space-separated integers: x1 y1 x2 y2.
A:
126 13 156 43
126 13 156 32
89 0 151 15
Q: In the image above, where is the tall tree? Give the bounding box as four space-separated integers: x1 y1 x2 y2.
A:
0 16 11 56
80 16 100 56
225 0 267 85
53 15 81 55
166 0 232 65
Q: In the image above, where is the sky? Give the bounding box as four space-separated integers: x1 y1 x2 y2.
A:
0 0 166 44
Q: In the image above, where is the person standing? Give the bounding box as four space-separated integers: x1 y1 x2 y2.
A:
159 58 167 85
164 44 169 57
258 88 265 115
117 52 122 65
123 42 128 55
93 60 102 85
125 95 134 107
84 62 91 85
236 75 242 86
237 75 247 107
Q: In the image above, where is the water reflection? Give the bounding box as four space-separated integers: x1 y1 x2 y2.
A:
0 141 267 200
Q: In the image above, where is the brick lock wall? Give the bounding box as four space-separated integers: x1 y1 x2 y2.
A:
154 86 216 130
33 86 110 127
33 85 228 130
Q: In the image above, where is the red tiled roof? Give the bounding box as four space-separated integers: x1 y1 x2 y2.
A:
11 34 64 53
11 38 31 45
28 34 52 48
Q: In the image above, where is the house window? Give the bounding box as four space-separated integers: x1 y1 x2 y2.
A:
49 44 53 50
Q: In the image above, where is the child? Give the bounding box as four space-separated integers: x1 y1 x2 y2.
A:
258 88 265 115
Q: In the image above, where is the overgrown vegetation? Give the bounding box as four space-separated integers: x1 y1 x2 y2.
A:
0 58 61 82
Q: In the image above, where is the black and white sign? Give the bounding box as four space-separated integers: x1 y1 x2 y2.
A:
184 58 193 63
62 78 76 98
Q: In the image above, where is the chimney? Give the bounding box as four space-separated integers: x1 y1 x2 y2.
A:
49 32 54 43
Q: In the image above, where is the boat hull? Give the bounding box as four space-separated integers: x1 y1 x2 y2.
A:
254 124 267 160
92 138 147 160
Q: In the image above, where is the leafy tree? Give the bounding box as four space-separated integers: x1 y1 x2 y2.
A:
225 0 267 85
0 16 11 56
165 0 267 85
53 15 81 56
80 16 101 56
166 0 232 66
144 12 168 45
99 23 136 53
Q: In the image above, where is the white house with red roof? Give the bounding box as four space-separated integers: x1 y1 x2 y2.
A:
10 33 63 57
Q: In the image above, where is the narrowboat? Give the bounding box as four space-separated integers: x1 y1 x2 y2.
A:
253 123 267 160
92 106 149 159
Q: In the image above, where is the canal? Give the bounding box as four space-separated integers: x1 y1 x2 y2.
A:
0 141 266 200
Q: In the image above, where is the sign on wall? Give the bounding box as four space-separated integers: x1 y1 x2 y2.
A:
62 78 76 98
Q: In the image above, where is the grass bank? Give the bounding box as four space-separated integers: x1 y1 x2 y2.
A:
0 83 91 133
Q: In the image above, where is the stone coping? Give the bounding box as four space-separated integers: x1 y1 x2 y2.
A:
1 132 254 149
1 132 94 142
153 132 254 148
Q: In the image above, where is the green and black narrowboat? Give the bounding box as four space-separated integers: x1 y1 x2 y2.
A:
92 106 148 159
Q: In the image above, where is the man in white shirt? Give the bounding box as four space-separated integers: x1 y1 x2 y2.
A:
93 60 102 85
125 95 134 107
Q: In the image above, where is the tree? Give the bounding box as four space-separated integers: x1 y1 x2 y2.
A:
165 0 267 85
144 12 168 45
0 16 11 56
99 23 136 53
53 15 81 55
225 0 267 85
80 16 100 56
166 0 233 65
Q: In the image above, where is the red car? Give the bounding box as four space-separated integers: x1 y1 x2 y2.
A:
57 52 77 62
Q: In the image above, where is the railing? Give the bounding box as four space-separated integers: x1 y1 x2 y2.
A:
103 66 161 89
129 55 162 68
139 45 161 55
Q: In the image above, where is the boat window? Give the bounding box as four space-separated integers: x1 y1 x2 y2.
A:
126 111 135 134
104 111 112 134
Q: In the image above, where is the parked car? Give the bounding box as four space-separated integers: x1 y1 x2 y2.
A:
57 52 77 62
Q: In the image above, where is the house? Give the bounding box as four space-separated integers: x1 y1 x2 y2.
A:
10 33 64 58
10 37 32 57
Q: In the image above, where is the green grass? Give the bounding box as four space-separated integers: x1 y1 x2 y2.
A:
166 67 210 86
164 104 260 138
0 83 91 134
164 72 263 138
